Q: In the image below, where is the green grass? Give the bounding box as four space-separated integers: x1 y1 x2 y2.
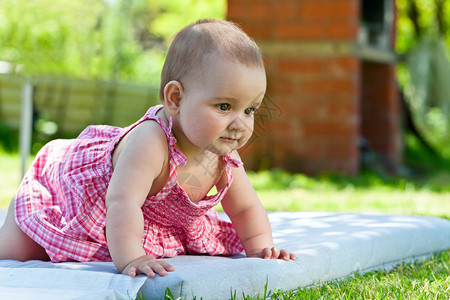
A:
246 169 450 220
0 151 28 207
267 250 450 300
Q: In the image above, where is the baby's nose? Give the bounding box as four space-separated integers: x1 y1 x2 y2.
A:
228 116 247 132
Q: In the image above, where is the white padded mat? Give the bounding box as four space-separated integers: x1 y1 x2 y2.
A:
0 211 449 299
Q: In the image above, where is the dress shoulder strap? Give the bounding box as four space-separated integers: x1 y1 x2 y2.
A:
141 105 187 167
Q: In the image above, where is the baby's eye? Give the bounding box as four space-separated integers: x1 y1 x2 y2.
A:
217 103 230 111
244 107 256 115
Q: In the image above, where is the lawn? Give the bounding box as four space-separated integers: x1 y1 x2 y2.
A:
248 250 450 300
248 169 450 220
0 151 27 207
1 147 450 299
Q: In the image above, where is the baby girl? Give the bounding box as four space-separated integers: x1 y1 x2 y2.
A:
0 18 296 278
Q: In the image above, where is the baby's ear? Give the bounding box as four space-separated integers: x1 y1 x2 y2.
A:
163 81 184 116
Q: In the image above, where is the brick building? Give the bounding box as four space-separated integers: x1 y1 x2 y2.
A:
228 0 401 175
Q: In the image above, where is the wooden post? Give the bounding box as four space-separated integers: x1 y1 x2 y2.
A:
20 81 33 178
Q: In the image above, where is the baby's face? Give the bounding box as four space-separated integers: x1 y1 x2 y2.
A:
177 52 266 155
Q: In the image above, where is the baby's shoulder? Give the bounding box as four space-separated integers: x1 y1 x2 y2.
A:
112 120 169 169
133 119 167 137
128 120 169 151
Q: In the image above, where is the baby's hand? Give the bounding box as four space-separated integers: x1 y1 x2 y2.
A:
123 255 175 278
258 247 297 261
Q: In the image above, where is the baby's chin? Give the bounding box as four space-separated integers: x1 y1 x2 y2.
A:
204 147 233 156
207 141 249 156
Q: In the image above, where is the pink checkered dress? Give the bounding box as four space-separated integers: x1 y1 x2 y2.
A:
14 105 244 262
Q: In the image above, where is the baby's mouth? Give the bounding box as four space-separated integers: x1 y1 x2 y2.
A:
220 136 239 143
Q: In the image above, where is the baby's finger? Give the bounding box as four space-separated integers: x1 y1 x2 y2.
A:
279 249 291 261
260 248 272 259
290 253 297 261
127 266 137 277
138 263 156 278
159 261 175 272
149 262 169 277
271 247 280 259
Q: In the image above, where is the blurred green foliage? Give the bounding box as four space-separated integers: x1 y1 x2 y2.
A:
396 0 450 160
0 0 226 152
0 0 225 85
396 0 446 53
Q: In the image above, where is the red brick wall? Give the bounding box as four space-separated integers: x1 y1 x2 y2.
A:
228 0 400 175
228 1 359 41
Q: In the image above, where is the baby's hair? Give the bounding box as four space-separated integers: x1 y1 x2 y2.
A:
159 18 264 101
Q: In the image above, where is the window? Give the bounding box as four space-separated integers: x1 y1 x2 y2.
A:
359 0 394 49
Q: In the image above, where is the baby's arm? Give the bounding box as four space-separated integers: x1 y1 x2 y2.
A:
221 152 296 261
105 122 174 277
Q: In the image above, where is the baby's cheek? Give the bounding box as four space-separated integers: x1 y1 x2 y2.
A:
242 131 253 145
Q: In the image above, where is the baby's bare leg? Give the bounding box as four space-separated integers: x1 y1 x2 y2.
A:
0 197 49 261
